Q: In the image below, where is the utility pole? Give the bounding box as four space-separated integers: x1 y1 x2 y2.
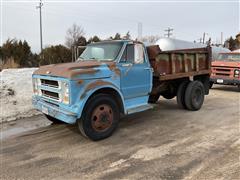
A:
221 32 223 45
164 27 173 38
36 0 43 53
198 38 202 43
202 32 208 44
137 22 142 40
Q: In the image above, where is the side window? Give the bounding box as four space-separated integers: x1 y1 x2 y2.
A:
120 44 134 63
134 44 145 64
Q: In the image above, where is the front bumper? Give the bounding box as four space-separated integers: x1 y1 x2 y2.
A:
210 77 240 85
32 96 77 124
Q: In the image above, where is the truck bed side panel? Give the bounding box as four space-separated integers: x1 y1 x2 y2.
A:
147 46 211 81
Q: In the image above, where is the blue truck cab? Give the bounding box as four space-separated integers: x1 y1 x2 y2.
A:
32 40 153 140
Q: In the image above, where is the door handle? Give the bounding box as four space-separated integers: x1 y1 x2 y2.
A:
144 67 154 72
122 63 132 67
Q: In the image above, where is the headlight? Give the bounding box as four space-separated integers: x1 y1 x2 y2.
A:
32 78 37 94
32 78 42 95
61 81 70 104
32 78 38 95
234 69 239 77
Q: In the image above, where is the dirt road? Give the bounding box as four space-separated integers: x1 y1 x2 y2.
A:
1 85 239 179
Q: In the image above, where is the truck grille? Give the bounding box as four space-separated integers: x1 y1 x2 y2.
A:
212 67 232 77
41 90 59 101
40 79 59 88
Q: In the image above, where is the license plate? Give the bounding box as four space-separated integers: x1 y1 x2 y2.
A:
42 106 49 115
217 79 224 83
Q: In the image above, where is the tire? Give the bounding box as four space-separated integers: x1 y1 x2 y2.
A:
77 94 120 141
177 81 189 109
184 81 205 111
148 94 160 103
209 81 214 89
45 115 63 124
161 92 175 99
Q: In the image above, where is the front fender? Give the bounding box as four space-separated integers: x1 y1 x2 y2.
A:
75 79 125 119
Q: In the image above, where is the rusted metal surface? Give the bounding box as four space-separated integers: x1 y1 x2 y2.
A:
159 70 210 81
149 47 211 81
91 104 113 132
33 61 109 79
78 79 84 84
106 62 121 76
146 45 161 59
80 80 117 99
211 61 240 79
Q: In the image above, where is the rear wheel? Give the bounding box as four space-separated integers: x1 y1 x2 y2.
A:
184 81 205 111
45 115 63 124
209 81 214 89
177 81 189 109
77 94 120 141
148 94 160 103
161 91 175 99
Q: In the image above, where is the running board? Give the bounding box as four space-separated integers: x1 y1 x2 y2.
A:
127 104 153 114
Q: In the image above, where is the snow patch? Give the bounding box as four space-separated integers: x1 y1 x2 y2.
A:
1 68 40 123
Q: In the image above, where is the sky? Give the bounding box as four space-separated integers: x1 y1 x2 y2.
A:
1 0 239 53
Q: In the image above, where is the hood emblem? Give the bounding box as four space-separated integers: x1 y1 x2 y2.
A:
46 71 51 74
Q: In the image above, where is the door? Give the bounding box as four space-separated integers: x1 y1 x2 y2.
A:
118 43 152 99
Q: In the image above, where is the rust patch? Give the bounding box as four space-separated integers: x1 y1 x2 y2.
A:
80 80 116 99
34 61 103 79
78 79 84 84
147 45 161 59
106 62 121 77
70 69 100 78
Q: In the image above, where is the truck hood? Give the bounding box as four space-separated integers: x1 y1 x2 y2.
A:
33 61 120 80
211 61 240 68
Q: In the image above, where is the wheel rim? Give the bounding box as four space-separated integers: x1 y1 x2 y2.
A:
193 88 202 105
91 104 113 132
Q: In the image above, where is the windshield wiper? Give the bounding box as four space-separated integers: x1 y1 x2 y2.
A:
76 57 84 62
89 57 97 60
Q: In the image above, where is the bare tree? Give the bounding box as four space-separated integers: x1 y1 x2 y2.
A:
140 35 160 44
65 24 85 48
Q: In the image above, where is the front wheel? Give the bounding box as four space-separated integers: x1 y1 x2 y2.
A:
77 94 120 141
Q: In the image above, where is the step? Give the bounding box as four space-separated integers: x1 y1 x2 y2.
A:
127 104 153 114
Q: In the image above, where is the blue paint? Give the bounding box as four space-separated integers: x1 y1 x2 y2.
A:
32 40 153 124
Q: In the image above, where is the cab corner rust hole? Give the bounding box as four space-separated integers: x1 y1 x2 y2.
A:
93 116 97 121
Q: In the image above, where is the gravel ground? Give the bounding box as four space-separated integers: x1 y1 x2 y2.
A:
0 85 239 180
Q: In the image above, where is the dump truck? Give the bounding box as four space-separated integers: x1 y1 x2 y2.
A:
32 40 211 140
210 50 240 90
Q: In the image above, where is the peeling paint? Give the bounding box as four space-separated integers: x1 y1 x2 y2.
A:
80 80 117 99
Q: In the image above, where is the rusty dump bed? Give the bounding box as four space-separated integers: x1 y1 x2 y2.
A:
147 45 211 81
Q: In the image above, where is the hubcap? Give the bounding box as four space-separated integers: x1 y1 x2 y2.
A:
91 104 113 132
193 88 202 104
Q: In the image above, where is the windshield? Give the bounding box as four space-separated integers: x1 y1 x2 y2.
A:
77 42 123 61
217 53 240 62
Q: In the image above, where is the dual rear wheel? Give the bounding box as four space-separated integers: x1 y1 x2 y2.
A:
177 80 205 111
